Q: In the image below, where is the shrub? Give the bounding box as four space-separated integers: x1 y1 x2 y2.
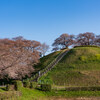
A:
14 81 23 91
41 84 51 91
30 82 38 89
6 84 15 91
23 80 30 88
96 54 100 60
79 56 87 61
0 91 21 99
6 84 10 91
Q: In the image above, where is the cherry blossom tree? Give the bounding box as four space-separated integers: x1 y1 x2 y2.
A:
76 32 96 46
0 37 41 80
40 43 49 57
52 33 75 51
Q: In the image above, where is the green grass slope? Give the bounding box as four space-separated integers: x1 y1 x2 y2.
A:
38 47 100 86
34 50 63 72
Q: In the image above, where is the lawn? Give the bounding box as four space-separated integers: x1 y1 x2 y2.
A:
1 86 100 100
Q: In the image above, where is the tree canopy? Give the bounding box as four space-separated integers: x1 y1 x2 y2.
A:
0 37 41 80
52 32 100 51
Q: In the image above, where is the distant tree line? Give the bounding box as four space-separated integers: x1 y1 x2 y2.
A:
52 32 100 51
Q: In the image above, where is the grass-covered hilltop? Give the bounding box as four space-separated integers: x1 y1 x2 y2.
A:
37 46 100 86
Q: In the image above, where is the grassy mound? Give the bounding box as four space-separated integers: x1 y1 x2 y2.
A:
38 47 100 86
34 50 63 72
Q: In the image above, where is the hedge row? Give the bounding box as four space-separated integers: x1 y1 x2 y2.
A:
6 80 38 91
30 82 38 89
23 81 30 88
6 81 23 91
5 82 100 92
74 45 100 48
6 84 15 91
23 80 38 89
14 81 23 91
65 86 100 91
6 81 51 91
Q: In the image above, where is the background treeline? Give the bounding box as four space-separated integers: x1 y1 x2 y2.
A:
52 32 100 51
